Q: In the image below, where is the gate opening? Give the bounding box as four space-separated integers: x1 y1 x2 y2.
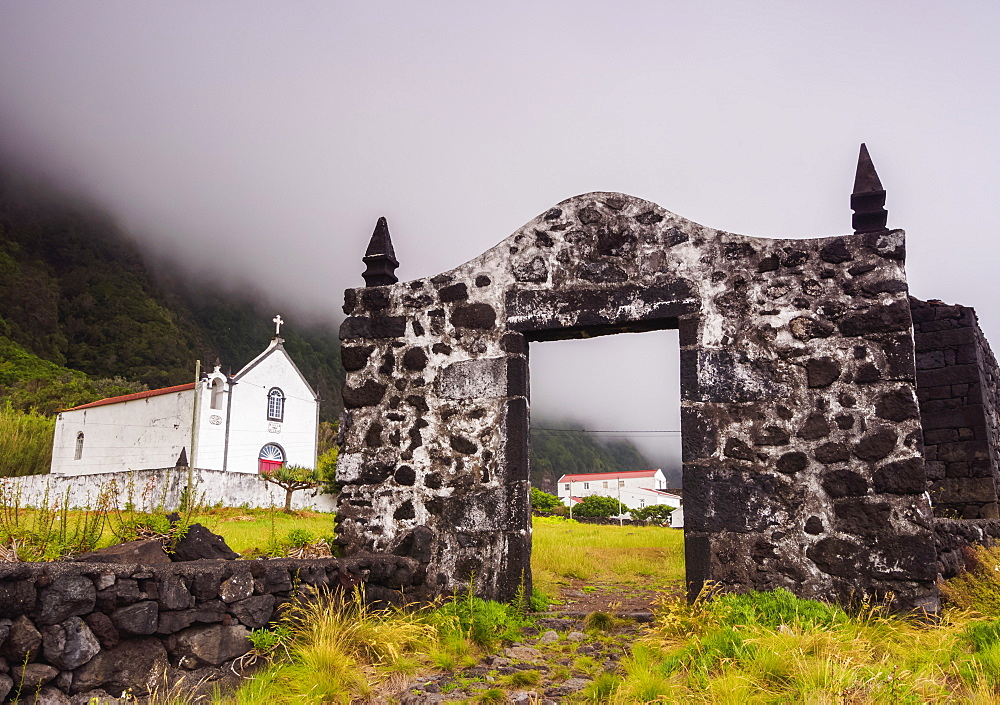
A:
528 328 685 601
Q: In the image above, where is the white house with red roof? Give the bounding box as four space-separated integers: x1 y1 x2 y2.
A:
50 322 319 477
556 469 682 524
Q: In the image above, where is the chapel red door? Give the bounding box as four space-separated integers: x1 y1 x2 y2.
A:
258 443 284 473
259 459 282 474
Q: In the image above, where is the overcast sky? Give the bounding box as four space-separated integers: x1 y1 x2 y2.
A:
1 1 998 472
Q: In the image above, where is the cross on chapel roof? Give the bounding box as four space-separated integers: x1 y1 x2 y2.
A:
273 314 284 337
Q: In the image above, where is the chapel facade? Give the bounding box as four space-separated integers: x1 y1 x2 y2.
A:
50 324 319 476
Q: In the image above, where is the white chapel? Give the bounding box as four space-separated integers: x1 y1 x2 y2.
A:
50 316 320 476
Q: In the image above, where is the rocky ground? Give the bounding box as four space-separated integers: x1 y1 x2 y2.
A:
398 616 646 704
393 577 672 704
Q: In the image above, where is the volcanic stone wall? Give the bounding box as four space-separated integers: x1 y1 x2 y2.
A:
338 191 938 611
0 555 420 700
911 298 1000 519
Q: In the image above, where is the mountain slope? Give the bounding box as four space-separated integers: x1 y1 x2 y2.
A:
530 421 652 493
0 171 345 420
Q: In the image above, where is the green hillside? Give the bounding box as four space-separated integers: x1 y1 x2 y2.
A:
530 421 652 493
0 172 345 421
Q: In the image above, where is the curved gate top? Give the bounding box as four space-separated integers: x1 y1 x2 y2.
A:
337 147 941 612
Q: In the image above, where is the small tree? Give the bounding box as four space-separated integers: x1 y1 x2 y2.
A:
572 495 626 518
261 464 320 513
531 487 563 512
316 444 340 495
630 504 674 524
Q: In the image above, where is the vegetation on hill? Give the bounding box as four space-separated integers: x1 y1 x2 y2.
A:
0 404 55 478
0 335 146 416
0 170 345 422
530 420 652 492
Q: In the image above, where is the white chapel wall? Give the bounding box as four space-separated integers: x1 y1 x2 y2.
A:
51 390 194 476
226 346 318 474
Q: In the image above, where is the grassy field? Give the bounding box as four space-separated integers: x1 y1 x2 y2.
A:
0 501 337 560
186 507 336 555
212 529 1000 703
6 501 1000 703
530 515 684 598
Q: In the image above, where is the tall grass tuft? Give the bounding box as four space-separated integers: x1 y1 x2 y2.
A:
428 583 533 651
230 589 437 704
943 542 1000 615
606 587 999 703
0 403 54 478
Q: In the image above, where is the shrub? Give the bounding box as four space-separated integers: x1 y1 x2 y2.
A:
572 494 625 518
531 487 563 511
249 625 293 656
629 504 674 524
0 481 112 560
285 528 314 548
316 443 340 495
528 586 550 613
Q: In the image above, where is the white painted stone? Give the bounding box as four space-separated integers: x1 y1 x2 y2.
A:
2 468 337 512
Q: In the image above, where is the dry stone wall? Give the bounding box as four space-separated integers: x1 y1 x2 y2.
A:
337 191 938 611
0 555 421 700
911 298 1000 519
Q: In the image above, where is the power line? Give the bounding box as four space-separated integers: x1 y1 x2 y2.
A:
533 427 681 435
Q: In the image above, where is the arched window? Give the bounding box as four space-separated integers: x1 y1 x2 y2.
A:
258 443 284 474
267 388 284 421
74 432 84 461
210 379 224 410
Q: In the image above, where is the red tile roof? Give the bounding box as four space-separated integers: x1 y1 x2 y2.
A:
557 469 662 482
642 488 682 498
62 382 196 412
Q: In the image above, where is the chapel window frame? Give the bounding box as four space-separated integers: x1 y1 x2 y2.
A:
210 379 224 410
74 432 84 461
267 387 285 422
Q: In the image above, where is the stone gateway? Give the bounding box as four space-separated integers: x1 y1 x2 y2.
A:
336 146 1000 612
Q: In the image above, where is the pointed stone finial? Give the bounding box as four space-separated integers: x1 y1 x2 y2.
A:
362 217 399 287
851 143 888 234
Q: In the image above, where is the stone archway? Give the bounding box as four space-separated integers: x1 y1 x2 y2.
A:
337 168 938 610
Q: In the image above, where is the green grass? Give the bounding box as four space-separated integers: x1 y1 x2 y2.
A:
0 501 336 559
228 589 532 704
0 403 54 477
530 515 684 595
212 533 1000 704
603 586 1000 702
230 591 439 703
188 507 336 556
